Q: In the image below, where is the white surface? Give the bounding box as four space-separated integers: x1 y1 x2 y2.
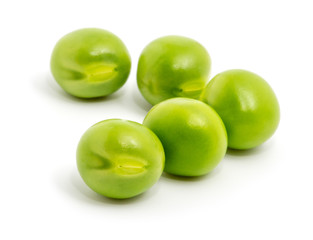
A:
1 0 312 239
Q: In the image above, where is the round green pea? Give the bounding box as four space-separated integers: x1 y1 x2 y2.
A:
201 69 280 150
137 36 211 105
76 119 165 199
51 28 131 98
143 98 227 177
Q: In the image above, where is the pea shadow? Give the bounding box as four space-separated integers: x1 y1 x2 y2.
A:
32 72 125 104
225 141 275 159
54 166 159 206
161 163 223 183
130 85 152 114
162 172 208 182
227 146 263 156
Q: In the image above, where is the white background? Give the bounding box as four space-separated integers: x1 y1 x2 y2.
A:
1 0 312 239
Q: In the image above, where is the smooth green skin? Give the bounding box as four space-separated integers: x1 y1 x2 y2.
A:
76 119 165 199
143 98 227 177
51 28 131 98
137 36 211 105
201 69 280 150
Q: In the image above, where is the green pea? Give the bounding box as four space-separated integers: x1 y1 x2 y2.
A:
137 36 211 105
76 119 165 199
51 28 131 98
201 69 280 150
143 98 227 177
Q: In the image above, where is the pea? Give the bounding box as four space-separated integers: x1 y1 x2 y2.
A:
51 28 131 98
137 36 211 105
143 98 227 177
201 69 280 149
76 119 165 199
